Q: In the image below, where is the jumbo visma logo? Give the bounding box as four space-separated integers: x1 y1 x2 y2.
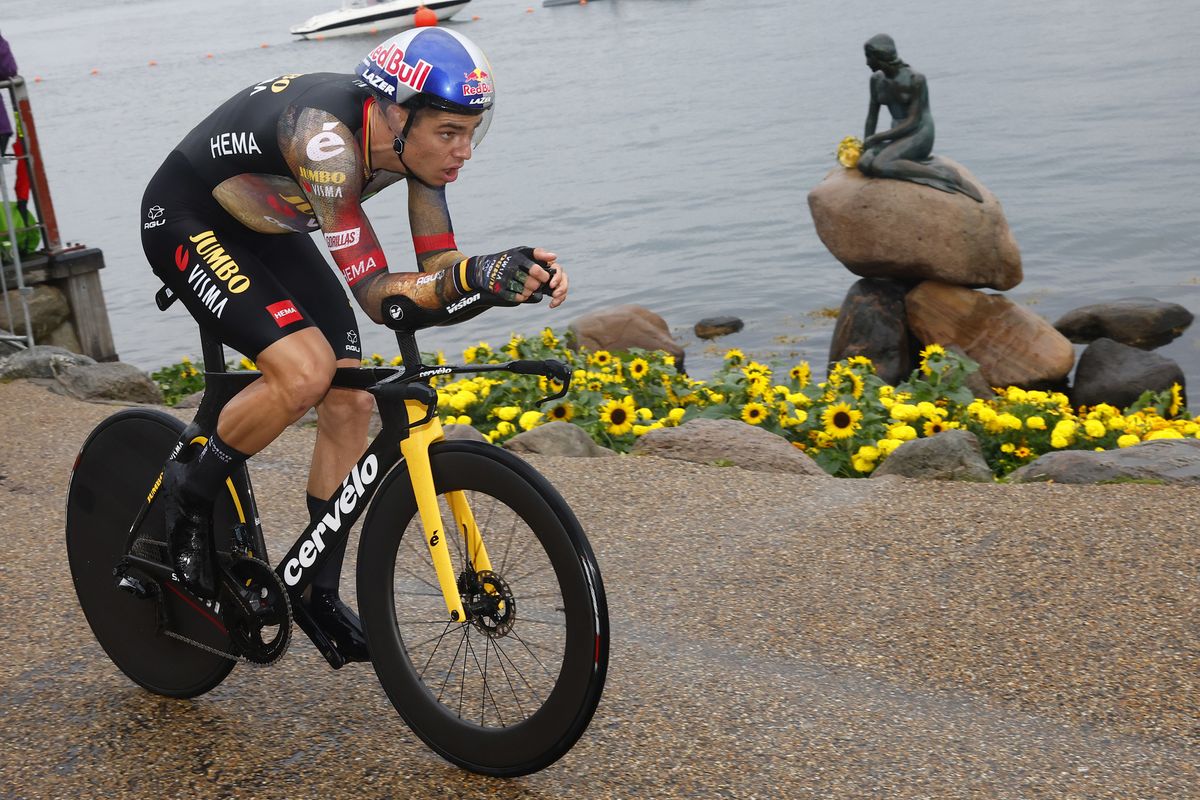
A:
283 454 379 586
186 231 251 293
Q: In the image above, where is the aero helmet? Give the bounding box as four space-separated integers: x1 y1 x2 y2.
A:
357 27 495 147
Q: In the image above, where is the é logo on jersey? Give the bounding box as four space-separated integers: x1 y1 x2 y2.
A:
307 122 346 162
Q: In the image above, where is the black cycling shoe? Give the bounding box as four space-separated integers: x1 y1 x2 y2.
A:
308 591 370 662
161 462 216 599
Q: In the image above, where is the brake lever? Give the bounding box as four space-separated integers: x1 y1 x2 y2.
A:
534 359 572 407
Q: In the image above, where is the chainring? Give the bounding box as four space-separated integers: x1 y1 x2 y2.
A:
218 555 292 665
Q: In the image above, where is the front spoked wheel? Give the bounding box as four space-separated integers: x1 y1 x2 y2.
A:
358 441 608 777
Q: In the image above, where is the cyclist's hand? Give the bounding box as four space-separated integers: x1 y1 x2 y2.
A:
531 247 568 308
453 247 545 304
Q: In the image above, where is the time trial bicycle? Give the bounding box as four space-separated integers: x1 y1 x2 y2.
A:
66 286 609 777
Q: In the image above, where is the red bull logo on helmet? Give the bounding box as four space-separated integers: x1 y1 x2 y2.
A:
366 43 433 93
462 67 493 97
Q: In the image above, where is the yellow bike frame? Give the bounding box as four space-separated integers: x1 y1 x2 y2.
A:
398 398 495 623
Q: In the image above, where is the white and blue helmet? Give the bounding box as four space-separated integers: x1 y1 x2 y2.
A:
357 27 494 146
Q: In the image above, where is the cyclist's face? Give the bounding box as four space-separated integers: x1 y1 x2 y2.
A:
404 110 480 186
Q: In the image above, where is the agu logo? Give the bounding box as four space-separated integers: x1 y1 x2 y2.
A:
266 300 304 328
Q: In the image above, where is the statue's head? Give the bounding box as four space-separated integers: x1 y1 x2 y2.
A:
864 34 902 71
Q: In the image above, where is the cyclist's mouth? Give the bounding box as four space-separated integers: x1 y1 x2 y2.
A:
443 164 463 182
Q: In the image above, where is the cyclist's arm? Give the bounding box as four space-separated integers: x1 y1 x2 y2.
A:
280 107 464 325
407 179 467 274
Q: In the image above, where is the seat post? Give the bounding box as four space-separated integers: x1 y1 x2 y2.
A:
200 328 227 374
395 331 421 370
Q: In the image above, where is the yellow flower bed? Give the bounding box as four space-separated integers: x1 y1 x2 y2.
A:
157 328 1195 478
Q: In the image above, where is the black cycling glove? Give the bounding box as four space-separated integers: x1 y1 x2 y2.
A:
452 246 544 303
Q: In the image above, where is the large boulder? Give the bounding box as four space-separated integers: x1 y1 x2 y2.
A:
1008 439 1200 484
53 362 163 404
0 345 95 380
1053 298 1193 349
1071 338 1186 409
569 305 685 369
503 421 616 457
906 281 1075 389
632 418 828 476
828 278 913 385
0 285 71 340
807 162 1022 291
871 429 993 481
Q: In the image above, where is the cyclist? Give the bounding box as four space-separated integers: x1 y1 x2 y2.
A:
140 27 567 662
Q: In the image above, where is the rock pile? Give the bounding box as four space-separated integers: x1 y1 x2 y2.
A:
809 165 1193 405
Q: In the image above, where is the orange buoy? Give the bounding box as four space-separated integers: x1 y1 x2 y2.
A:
414 5 437 26
34 76 42 83
526 6 534 12
206 53 214 59
472 15 481 20
148 60 158 66
90 68 100 75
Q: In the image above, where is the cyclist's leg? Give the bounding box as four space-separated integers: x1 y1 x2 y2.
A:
243 223 372 659
142 158 339 594
245 230 373 502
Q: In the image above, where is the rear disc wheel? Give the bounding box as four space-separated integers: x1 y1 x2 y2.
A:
67 410 239 697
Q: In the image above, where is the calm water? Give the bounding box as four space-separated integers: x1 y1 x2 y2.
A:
6 0 1200 382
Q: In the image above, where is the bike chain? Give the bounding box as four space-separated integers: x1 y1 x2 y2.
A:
158 556 293 668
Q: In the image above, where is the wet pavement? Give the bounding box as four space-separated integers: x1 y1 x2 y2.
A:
0 380 1196 799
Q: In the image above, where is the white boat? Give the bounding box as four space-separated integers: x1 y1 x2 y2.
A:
291 0 472 39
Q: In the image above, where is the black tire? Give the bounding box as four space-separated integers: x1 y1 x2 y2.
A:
66 409 238 697
358 441 608 777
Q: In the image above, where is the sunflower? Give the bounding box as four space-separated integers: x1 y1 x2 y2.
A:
837 135 863 168
629 358 650 380
919 343 947 376
590 350 612 367
846 355 876 373
790 362 811 387
923 419 959 437
1014 446 1033 459
600 396 636 436
1169 383 1184 417
741 402 769 425
837 370 865 399
724 348 745 365
742 361 770 380
519 410 543 431
548 402 574 422
821 403 862 439
541 327 559 349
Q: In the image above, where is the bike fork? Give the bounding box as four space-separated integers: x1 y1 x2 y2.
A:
400 400 493 623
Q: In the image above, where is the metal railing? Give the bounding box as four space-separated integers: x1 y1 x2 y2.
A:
1 75 62 350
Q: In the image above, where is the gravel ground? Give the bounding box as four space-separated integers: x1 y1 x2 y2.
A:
0 379 1196 799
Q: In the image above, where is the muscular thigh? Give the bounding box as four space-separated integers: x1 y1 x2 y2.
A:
244 232 363 363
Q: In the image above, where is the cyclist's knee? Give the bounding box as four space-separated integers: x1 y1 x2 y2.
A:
258 347 336 417
319 386 375 429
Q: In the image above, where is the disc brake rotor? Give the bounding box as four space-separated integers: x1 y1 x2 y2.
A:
466 569 516 637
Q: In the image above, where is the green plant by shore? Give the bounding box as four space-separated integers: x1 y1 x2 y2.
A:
152 330 1197 478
